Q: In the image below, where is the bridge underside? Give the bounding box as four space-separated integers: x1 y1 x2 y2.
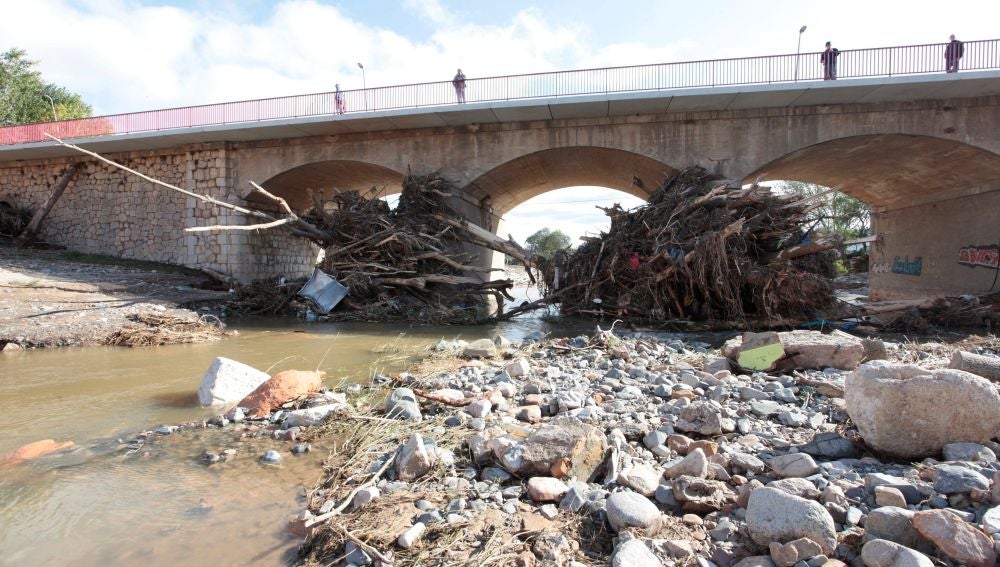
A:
463 147 668 217
254 160 404 211
748 134 1000 210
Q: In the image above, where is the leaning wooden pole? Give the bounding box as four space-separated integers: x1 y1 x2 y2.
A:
17 163 82 244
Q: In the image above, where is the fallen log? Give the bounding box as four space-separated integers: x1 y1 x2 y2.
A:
949 350 1000 381
769 236 842 261
432 214 537 270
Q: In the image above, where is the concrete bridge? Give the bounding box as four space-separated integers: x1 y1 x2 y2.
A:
2 41 1000 300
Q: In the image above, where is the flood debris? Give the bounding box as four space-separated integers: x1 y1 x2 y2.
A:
298 268 348 314
101 312 230 347
875 293 1000 333
223 173 536 324
533 167 841 327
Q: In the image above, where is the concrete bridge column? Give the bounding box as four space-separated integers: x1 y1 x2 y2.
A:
869 187 1000 299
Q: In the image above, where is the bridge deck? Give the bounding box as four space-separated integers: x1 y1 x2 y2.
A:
2 71 1000 162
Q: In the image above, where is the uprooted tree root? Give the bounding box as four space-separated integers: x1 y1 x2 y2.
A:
102 312 231 346
541 166 840 326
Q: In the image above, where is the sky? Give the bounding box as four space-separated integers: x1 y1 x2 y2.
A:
3 0 997 244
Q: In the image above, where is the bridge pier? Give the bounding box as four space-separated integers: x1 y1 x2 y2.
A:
869 186 1000 299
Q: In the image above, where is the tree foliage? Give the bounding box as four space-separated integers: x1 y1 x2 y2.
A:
525 228 572 259
0 48 92 126
781 181 870 240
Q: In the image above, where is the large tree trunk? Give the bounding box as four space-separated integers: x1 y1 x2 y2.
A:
17 163 81 244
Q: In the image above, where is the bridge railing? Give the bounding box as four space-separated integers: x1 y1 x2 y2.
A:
2 39 998 146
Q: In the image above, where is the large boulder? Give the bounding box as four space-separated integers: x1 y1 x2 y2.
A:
723 330 864 371
775 330 864 370
746 487 837 554
463 339 497 358
237 369 326 417
506 416 608 481
197 357 270 406
845 361 1000 458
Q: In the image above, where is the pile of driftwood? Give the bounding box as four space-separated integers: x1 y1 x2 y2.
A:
103 312 230 347
228 174 536 323
879 293 1000 333
534 167 841 326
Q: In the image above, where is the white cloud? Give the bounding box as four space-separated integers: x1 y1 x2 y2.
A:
403 0 455 26
0 0 605 114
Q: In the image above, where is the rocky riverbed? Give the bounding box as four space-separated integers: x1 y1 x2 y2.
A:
17 328 998 566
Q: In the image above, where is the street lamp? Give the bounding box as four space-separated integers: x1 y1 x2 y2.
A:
795 25 808 82
43 94 57 121
357 62 367 111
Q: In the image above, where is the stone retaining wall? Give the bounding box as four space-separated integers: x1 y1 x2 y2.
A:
0 144 316 282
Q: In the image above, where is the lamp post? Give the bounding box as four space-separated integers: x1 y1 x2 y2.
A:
43 94 57 121
795 25 808 82
357 62 367 111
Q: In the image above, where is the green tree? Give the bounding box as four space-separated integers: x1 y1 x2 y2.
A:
781 181 870 240
0 48 92 126
525 228 572 259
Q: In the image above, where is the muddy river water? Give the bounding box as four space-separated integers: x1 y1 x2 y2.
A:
0 317 570 566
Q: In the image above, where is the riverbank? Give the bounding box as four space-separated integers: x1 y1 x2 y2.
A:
47 328 995 566
0 247 228 348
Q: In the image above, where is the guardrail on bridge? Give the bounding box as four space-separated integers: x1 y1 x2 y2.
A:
2 38 998 146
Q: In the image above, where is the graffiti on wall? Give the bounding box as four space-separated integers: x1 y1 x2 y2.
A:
870 256 922 275
958 245 999 269
891 256 922 276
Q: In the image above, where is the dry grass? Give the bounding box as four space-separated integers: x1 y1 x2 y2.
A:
101 312 230 347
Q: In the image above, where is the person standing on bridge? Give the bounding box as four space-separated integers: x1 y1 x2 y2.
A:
945 35 964 73
821 42 840 80
453 69 467 103
334 84 346 114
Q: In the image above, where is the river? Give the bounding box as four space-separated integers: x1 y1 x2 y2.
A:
0 316 571 566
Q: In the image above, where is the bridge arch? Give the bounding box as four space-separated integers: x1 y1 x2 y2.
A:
744 134 1000 210
251 160 405 211
463 147 674 218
